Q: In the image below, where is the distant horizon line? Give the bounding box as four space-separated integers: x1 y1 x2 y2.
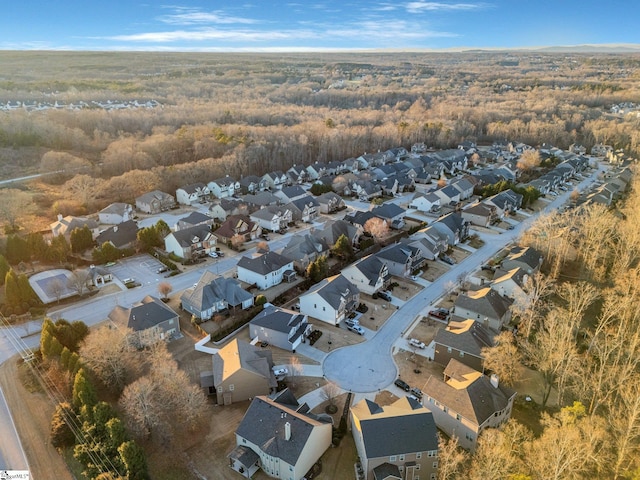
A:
1 43 640 54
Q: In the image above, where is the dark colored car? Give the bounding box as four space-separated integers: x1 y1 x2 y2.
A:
441 254 456 265
378 291 392 301
394 379 410 392
429 309 449 320
481 265 495 271
410 387 423 399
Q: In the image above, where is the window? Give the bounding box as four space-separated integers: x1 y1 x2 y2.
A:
431 474 437 480
416 452 422 459
456 414 461 421
433 462 438 469
323 306 326 311
390 455 397 462
399 454 405 461
416 464 421 470
447 347 452 353
459 351 464 357
443 406 448 413
229 384 235 391
428 451 436 457
217 386 223 393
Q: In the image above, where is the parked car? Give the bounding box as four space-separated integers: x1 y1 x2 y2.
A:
272 367 288 377
156 266 168 274
378 291 392 301
408 338 426 349
347 324 365 335
394 378 410 392
208 251 218 258
429 309 449 320
506 224 515 230
441 254 455 265
481 265 495 271
410 387 423 399
345 319 359 329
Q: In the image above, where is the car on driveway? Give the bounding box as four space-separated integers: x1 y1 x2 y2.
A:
347 324 365 335
429 309 449 320
377 291 392 301
481 264 495 271
272 367 288 377
345 319 359 328
441 254 456 265
410 387 423 399
408 338 426 349
208 251 218 258
394 378 410 392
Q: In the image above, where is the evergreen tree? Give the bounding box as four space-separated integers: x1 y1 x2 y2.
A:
4 269 21 307
50 402 76 449
72 368 97 411
5 235 30 264
0 254 9 285
70 225 94 253
118 440 149 480
26 232 48 262
331 234 354 261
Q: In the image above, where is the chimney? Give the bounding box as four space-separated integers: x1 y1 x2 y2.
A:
57 213 63 221
284 421 291 441
490 374 499 389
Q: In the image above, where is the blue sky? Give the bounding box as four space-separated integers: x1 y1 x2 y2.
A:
2 1 639 51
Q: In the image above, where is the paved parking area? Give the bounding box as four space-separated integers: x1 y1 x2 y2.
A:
105 253 168 289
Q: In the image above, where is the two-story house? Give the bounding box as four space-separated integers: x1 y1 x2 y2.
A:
262 171 288 191
249 305 312 352
98 202 134 225
164 224 216 259
237 251 296 290
375 244 423 277
182 271 254 321
135 190 175 214
453 287 513 332
299 274 359 325
341 255 389 296
208 176 240 199
433 319 496 372
250 206 292 233
214 214 261 244
176 183 210 205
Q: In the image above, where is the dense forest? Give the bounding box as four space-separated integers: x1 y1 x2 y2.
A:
0 50 639 231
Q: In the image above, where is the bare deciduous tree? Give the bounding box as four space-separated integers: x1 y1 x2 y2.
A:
320 381 341 410
67 269 91 296
363 217 389 242
437 435 467 480
158 281 172 300
481 331 522 387
516 149 541 171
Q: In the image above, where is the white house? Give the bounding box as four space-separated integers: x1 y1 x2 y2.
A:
408 191 441 213
341 255 389 296
98 203 134 225
237 251 295 290
250 206 292 232
299 274 359 325
176 183 210 205
249 305 312 352
208 176 240 199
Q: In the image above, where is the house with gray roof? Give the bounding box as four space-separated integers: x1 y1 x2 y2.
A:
401 228 447 262
370 203 407 230
249 305 311 352
135 190 175 214
433 319 496 372
453 287 513 332
237 251 295 290
341 255 390 296
181 271 254 321
374 244 423 278
408 191 441 214
316 191 345 214
423 359 516 451
176 182 210 205
238 174 266 195
461 203 498 227
279 233 329 271
108 295 179 347
95 219 139 249
314 219 362 246
250 205 292 232
50 214 99 239
262 171 288 190
175 211 215 231
490 267 529 301
431 212 470 246
243 191 281 208
209 197 254 221
432 184 461 206
351 396 439 480
299 274 359 325
289 195 320 223
208 175 239 199
98 202 133 225
286 164 308 184
229 389 332 480
275 185 308 203
501 246 543 274
164 224 216 259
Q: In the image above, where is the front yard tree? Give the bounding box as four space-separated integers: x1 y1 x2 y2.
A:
157 281 172 300
306 256 329 283
72 368 97 411
68 269 91 296
320 381 341 413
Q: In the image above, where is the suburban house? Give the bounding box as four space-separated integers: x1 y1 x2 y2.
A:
490 267 529 301
203 339 276 405
243 191 281 209
176 182 210 205
181 271 254 321
375 244 423 278
432 184 461 206
316 191 345 214
98 202 134 225
461 203 498 227
423 359 516 451
286 164 308 184
262 171 288 190
299 274 359 325
404 227 448 261
95 219 139 249
453 287 513 332
408 192 441 213
501 246 543 274
108 295 180 347
175 211 215 231
50 214 99 239
370 203 407 230
351 397 439 480
164 224 216 259
314 219 362 247
237 251 296 290
214 214 261 244
433 319 496 372
135 190 176 214
431 212 470 246
208 176 240 199
279 234 329 271
250 206 292 232
209 197 253 222
228 389 333 480
341 255 390 296
249 305 312 352
305 162 327 180
289 195 320 223
87 264 112 287
238 175 267 195
483 190 522 218
274 185 308 203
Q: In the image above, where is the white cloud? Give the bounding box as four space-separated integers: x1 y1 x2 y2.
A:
405 2 488 13
107 28 312 43
158 9 258 25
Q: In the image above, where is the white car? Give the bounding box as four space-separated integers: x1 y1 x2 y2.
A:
208 251 218 258
348 324 365 335
408 338 426 349
272 367 288 377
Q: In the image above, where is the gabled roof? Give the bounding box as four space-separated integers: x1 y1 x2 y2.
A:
99 202 131 216
313 219 360 246
251 305 307 334
210 176 236 187
280 234 329 262
244 192 281 206
182 271 253 311
316 191 344 205
492 267 528 289
434 319 496 356
462 203 494 217
237 251 292 275
108 295 177 332
434 212 466 232
50 215 98 237
375 244 413 264
239 174 262 187
96 219 138 248
346 255 387 286
302 274 358 309
169 224 214 247
424 359 515 426
214 214 258 240
370 203 406 220
373 463 402 480
236 391 331 466
503 246 542 271
178 211 213 226
279 185 308 200
136 190 173 203
454 287 513 320
351 397 438 458
178 182 207 194
290 195 320 212
213 338 274 387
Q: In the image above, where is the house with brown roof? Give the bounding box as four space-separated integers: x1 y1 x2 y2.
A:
228 389 332 479
203 338 276 405
214 214 261 244
423 359 516 451
433 319 496 372
453 287 513 332
351 397 439 480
